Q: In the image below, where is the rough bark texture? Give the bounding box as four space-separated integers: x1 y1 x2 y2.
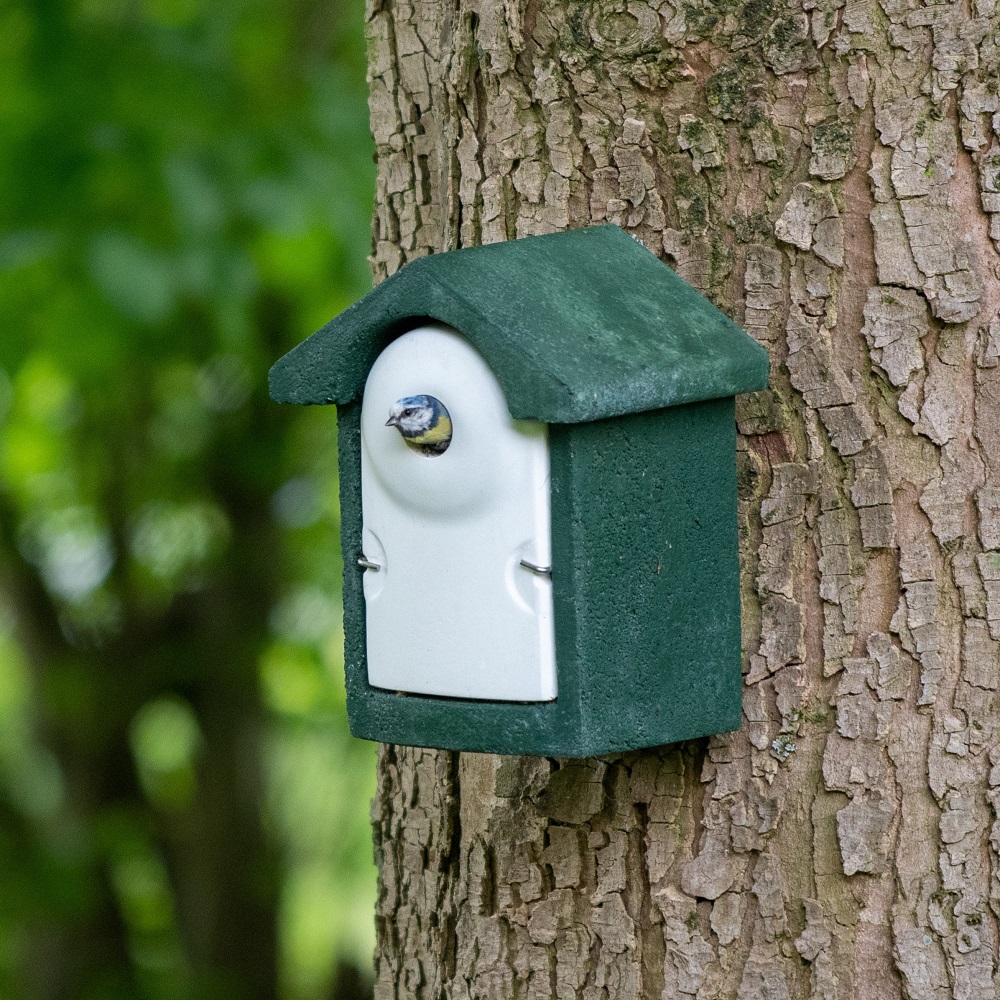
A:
365 1 1000 997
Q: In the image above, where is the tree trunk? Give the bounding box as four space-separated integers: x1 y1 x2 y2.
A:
365 1 1000 996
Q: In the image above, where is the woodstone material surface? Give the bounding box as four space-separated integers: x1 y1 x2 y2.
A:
269 224 768 422
363 0 1000 997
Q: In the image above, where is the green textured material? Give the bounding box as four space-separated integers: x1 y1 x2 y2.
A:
268 225 769 422
337 399 742 756
270 224 771 756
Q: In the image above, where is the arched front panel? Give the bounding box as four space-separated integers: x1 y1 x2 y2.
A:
359 323 556 702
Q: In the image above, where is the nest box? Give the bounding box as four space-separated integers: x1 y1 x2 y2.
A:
269 225 769 757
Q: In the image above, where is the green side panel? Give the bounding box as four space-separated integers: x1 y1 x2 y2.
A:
553 400 743 754
270 225 769 424
338 399 742 758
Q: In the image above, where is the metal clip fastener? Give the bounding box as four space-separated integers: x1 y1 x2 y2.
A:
358 556 381 571
519 559 552 578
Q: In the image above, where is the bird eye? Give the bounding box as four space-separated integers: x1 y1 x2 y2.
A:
403 408 414 416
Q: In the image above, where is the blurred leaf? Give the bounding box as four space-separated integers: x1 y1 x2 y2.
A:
130 696 200 812
89 232 177 324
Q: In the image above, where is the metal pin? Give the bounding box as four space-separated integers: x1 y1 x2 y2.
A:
358 556 381 571
519 559 552 578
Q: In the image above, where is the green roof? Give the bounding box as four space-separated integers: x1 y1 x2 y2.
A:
269 225 769 423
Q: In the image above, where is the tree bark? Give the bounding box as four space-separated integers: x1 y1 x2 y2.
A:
366 1 1000 997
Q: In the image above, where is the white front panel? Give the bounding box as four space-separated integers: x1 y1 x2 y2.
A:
360 323 556 702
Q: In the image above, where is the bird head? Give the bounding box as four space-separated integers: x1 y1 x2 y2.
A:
386 395 452 454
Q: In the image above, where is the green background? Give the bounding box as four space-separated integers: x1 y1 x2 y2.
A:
0 0 377 997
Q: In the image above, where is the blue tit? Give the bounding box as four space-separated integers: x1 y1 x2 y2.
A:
385 395 453 455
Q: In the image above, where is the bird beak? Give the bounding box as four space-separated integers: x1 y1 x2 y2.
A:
385 416 398 427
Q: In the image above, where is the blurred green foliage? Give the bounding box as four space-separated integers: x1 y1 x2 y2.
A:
0 0 377 998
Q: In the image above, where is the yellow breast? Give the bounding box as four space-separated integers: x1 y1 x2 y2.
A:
411 415 452 445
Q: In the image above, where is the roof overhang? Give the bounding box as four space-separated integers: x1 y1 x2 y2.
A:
269 225 770 424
